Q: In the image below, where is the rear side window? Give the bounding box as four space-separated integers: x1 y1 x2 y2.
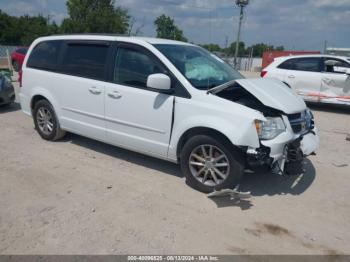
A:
277 59 293 69
60 42 109 80
27 41 62 71
291 58 322 72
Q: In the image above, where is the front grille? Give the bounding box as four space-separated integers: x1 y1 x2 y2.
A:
287 110 313 134
288 112 302 121
291 123 303 133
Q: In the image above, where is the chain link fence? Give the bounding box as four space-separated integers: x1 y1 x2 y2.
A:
224 57 262 72
0 45 18 58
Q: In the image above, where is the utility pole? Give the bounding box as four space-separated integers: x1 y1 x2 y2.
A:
233 0 249 69
225 35 229 59
324 40 328 54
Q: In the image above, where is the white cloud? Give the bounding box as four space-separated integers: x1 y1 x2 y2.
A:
1 0 349 50
3 1 36 16
315 0 350 8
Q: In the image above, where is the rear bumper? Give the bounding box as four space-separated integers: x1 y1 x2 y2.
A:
19 92 32 116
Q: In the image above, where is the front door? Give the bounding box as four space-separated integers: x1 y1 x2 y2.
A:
321 57 350 105
105 43 174 157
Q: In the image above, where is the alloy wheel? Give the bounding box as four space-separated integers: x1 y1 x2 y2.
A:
188 144 230 187
36 107 54 136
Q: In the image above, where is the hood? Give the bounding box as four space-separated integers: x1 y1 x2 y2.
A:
235 78 306 114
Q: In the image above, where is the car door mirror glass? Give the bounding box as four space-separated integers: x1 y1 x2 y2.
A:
147 73 171 91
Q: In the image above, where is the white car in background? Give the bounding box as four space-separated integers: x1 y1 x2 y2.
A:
262 55 350 106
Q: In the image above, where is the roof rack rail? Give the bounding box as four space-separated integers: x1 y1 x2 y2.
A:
51 33 130 37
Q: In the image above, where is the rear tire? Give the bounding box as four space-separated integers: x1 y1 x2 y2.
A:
33 100 66 141
180 135 244 193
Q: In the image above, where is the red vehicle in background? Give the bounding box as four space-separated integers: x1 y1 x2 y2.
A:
11 47 28 72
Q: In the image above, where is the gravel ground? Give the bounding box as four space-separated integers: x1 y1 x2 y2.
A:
0 77 349 255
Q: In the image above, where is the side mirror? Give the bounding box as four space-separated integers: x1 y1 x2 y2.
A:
147 73 171 91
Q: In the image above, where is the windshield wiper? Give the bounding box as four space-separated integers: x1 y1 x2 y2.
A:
206 80 237 95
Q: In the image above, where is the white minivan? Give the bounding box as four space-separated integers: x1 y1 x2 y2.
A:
19 35 319 193
262 55 350 106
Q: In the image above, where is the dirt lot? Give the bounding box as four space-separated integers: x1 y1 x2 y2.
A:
0 78 350 255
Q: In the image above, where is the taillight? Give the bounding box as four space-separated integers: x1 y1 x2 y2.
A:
19 69 22 87
260 70 267 78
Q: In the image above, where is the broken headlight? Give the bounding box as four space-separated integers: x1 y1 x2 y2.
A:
255 117 286 140
305 108 314 130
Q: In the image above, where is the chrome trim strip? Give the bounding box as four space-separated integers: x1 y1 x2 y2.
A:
105 116 166 134
62 107 105 121
62 107 166 134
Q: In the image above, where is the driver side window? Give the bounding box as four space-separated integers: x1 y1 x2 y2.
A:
114 47 165 88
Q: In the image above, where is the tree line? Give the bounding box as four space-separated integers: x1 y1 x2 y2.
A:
0 0 283 57
200 42 284 57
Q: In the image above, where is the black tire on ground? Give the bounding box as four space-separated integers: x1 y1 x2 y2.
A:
0 103 11 107
180 135 244 193
12 61 19 72
33 99 66 141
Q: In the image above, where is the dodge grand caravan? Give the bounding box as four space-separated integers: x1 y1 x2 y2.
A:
19 35 319 193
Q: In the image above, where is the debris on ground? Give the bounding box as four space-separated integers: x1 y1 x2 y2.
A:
332 163 349 168
207 186 251 200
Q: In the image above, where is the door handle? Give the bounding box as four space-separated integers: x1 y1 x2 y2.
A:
108 91 122 99
89 87 102 95
288 75 295 79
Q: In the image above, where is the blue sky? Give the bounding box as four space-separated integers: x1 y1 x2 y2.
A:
1 0 349 51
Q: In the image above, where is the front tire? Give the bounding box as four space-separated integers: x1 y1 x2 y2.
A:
180 135 244 193
33 100 66 141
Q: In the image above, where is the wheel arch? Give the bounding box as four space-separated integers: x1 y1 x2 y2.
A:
176 126 243 160
29 87 60 117
30 94 48 111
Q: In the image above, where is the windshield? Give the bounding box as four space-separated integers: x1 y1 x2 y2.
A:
154 44 244 90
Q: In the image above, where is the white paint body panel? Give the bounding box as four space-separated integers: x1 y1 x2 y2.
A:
104 82 173 157
285 70 322 102
19 35 318 169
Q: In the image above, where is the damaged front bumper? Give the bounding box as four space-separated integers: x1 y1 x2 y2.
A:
245 115 319 174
